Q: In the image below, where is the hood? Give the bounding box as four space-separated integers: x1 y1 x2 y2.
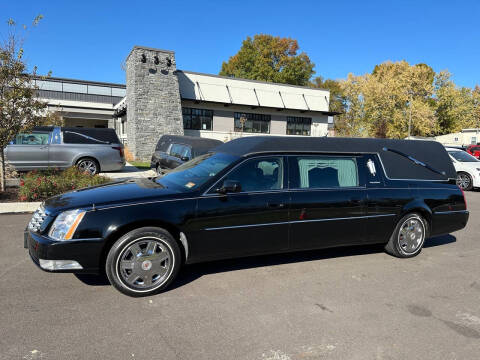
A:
43 178 188 214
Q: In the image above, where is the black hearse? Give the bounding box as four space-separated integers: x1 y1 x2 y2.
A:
150 135 222 174
25 136 469 296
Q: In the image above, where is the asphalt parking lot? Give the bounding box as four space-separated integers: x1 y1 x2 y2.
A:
1 194 479 360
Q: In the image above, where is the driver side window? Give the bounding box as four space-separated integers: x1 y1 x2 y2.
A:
219 157 284 193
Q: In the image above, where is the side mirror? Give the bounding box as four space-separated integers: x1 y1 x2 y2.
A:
181 156 190 162
217 180 241 194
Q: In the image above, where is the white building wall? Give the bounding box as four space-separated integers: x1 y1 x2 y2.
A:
433 129 480 146
181 100 329 142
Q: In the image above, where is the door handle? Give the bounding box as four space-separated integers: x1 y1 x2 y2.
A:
349 198 362 205
267 203 285 209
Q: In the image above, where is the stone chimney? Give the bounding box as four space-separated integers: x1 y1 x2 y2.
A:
125 46 183 160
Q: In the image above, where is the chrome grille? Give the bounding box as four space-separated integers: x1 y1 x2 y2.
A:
28 205 47 232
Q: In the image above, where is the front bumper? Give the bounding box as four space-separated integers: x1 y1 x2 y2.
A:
25 230 104 274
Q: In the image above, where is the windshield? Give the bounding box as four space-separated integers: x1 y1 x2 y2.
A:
155 152 239 190
449 150 479 162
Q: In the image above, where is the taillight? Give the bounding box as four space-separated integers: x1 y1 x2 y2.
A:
458 185 467 210
112 146 124 158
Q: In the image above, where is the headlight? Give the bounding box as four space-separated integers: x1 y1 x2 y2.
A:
48 209 86 241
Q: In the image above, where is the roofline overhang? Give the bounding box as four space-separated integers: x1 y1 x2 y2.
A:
176 70 330 92
180 98 336 115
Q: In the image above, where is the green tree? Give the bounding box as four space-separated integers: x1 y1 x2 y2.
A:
311 76 345 113
0 16 48 192
435 71 479 134
336 61 438 139
219 34 315 86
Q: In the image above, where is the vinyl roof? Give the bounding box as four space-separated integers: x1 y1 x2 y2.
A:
212 136 456 181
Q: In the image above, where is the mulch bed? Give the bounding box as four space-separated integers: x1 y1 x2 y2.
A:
0 187 20 202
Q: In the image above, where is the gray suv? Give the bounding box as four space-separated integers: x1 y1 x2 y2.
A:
5 126 125 175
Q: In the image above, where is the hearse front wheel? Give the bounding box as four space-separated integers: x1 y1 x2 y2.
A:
385 213 427 258
106 227 181 297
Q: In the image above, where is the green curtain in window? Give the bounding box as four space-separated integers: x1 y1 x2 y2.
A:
298 158 358 188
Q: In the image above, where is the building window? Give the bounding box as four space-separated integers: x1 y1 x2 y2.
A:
183 108 213 130
234 112 271 133
471 137 477 145
454 137 459 142
287 116 312 136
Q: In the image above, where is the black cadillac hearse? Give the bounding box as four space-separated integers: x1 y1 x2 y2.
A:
25 136 469 296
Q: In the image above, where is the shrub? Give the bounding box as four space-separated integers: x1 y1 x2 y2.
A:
18 167 110 201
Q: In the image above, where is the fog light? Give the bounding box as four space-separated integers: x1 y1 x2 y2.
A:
39 259 83 270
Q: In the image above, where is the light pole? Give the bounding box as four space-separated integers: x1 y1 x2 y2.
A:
408 92 413 139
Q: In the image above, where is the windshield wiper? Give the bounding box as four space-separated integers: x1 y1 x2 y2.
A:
382 147 447 178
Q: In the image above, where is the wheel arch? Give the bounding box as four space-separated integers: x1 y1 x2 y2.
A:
99 219 187 272
399 201 432 237
456 170 474 188
74 155 101 172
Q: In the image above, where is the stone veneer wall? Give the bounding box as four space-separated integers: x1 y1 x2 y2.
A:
125 46 183 160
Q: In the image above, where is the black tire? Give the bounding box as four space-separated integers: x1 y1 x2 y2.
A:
76 157 100 175
456 172 473 191
105 227 181 297
385 213 427 258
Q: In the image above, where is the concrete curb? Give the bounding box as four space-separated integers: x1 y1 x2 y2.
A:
0 202 41 214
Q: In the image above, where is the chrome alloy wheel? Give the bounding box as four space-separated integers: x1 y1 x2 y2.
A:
116 237 173 291
77 159 98 175
398 217 425 255
456 173 471 190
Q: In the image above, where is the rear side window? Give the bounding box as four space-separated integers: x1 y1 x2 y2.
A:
290 156 359 189
62 128 120 144
169 144 192 159
14 132 50 145
156 136 171 151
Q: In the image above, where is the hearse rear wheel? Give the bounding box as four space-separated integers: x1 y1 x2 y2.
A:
456 172 473 191
385 213 427 258
106 227 181 297
76 157 99 175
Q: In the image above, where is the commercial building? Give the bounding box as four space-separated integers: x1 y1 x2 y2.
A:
34 76 125 128
38 45 338 161
432 129 480 147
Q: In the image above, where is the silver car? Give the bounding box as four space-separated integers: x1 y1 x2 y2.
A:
5 126 125 175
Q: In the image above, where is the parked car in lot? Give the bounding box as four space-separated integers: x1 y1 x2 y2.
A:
5 126 125 175
466 145 480 159
446 147 480 191
150 135 222 174
24 136 468 296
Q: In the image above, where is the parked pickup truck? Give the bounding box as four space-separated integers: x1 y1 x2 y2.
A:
5 126 125 175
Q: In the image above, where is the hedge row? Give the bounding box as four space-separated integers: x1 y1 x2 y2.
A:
18 167 110 201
